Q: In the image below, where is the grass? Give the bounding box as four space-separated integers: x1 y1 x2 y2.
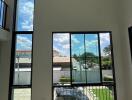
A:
92 87 114 100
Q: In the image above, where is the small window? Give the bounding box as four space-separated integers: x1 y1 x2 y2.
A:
15 0 34 31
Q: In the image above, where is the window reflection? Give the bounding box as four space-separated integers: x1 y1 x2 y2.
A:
71 34 101 84
99 33 114 82
53 33 71 86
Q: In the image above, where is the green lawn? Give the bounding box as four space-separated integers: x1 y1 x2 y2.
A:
92 88 114 100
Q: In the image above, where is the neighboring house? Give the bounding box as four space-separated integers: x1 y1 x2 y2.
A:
53 50 70 71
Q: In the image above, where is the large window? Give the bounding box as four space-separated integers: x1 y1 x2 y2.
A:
9 0 34 100
52 32 116 100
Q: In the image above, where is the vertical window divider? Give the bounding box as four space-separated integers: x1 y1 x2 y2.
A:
97 33 103 83
84 34 87 84
70 33 72 86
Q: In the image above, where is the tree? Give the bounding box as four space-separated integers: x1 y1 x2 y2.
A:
102 45 112 69
101 57 112 69
103 45 111 56
73 54 79 61
73 52 97 68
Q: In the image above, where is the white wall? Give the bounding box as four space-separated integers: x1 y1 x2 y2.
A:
117 0 132 99
0 28 10 41
0 40 12 100
33 0 125 100
0 0 14 99
0 0 12 42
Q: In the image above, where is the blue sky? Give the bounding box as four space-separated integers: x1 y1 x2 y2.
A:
53 33 110 56
16 34 32 50
53 33 70 56
71 34 99 56
16 0 34 31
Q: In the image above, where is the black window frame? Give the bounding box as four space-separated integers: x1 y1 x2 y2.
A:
9 31 33 100
128 26 132 59
52 31 117 100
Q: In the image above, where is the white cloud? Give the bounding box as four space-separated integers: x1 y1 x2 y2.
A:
53 33 69 43
21 1 34 15
53 46 65 56
53 46 61 52
100 33 110 45
53 33 70 49
17 35 32 50
71 36 80 44
22 20 33 31
62 44 70 49
85 40 98 48
53 33 70 56
99 33 111 56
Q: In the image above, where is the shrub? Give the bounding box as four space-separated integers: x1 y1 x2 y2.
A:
103 76 113 81
59 77 70 83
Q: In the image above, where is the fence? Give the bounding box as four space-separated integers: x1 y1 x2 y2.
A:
14 70 31 85
54 85 115 100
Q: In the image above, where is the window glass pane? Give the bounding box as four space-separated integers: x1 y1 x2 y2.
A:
71 34 85 84
85 57 100 83
71 34 101 84
71 34 85 57
85 34 101 83
72 57 86 84
99 33 114 82
13 34 32 85
53 33 70 86
16 0 34 31
13 88 31 100
85 34 99 56
0 1 4 27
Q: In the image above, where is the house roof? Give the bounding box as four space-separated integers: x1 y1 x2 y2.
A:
53 57 70 63
53 57 70 68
